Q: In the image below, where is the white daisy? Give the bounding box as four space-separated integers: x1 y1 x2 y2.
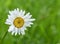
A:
5 8 35 35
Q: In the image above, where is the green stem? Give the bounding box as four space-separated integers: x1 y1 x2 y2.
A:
0 31 8 44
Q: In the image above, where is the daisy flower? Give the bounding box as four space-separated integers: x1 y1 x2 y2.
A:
5 8 35 35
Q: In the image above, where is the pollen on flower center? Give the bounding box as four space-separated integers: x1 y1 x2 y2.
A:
13 17 24 28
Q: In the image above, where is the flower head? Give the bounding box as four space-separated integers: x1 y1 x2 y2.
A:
5 8 35 35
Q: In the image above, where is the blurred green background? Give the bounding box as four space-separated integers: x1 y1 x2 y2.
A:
0 0 60 44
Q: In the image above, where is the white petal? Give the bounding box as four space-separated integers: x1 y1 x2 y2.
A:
15 30 18 36
19 10 23 15
8 14 15 20
8 25 14 32
28 15 32 18
21 27 25 31
9 11 12 14
15 32 17 36
5 19 12 25
21 30 25 35
7 15 16 24
29 19 35 21
5 21 11 25
9 11 15 15
15 9 20 15
23 12 30 18
23 15 32 19
6 19 11 22
17 8 19 12
14 28 18 36
24 22 33 27
24 24 31 27
18 29 21 35
9 9 17 16
22 10 25 15
25 19 35 22
21 27 25 30
19 10 25 16
11 31 15 35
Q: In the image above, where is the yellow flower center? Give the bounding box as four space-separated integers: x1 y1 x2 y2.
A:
13 17 24 28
